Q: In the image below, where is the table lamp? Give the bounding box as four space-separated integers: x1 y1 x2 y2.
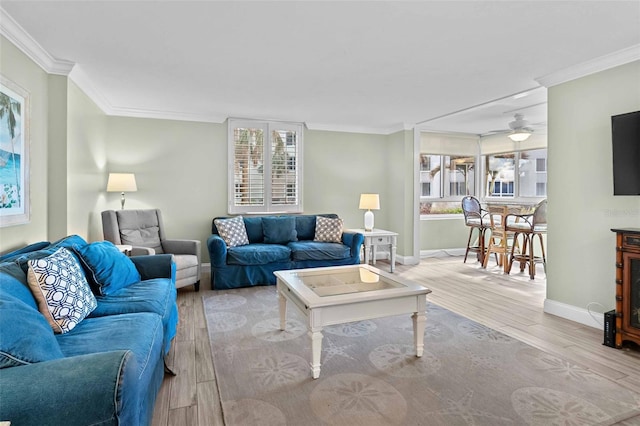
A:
107 173 137 209
359 193 380 231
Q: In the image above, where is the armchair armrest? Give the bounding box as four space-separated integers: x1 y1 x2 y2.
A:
162 239 201 259
130 246 155 256
207 235 228 267
130 254 176 281
342 231 365 259
0 351 139 426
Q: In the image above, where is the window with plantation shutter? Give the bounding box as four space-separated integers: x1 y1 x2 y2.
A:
228 119 303 214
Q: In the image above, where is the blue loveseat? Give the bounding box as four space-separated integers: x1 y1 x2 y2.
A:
0 235 179 426
207 214 364 289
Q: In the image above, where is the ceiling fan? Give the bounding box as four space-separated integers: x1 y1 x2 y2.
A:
484 113 545 141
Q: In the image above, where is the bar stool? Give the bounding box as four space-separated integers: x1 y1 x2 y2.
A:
506 199 547 279
461 196 489 263
482 205 521 273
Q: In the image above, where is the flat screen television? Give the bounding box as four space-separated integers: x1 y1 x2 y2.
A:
611 110 640 195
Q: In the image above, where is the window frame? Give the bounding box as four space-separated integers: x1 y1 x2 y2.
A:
227 118 304 215
419 153 477 218
482 148 547 201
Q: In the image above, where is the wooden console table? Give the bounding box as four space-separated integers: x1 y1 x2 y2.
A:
611 228 640 348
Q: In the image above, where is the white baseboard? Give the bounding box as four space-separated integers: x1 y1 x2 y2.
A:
543 299 604 330
420 248 466 258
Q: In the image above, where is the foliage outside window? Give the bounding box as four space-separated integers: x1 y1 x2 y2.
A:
485 149 547 198
420 154 475 215
228 119 303 214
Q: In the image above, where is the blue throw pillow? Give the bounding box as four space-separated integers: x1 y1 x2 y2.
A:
73 241 141 296
263 217 298 244
0 295 65 368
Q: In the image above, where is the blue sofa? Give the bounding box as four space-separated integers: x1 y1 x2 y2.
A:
0 235 179 426
208 214 364 289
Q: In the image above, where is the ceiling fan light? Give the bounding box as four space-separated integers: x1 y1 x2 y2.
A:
508 129 532 142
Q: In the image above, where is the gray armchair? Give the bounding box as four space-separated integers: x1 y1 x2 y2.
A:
102 209 201 291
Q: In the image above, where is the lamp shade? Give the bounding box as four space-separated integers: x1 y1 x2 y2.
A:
106 173 137 192
359 193 380 210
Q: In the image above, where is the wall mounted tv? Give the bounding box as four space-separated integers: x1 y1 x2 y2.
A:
611 110 640 196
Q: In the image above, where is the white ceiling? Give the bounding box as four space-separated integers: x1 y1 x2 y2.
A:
2 1 640 135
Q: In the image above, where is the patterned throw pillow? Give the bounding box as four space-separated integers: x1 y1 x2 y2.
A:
314 216 344 243
26 247 97 334
215 216 250 248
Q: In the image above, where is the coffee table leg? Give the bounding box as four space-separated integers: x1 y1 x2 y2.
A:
310 329 323 379
278 290 287 330
412 312 426 357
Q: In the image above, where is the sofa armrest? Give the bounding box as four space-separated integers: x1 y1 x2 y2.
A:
162 239 201 259
342 231 365 259
130 254 176 281
207 235 228 267
0 351 139 426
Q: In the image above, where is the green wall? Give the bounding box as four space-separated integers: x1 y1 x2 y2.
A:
547 60 640 314
0 36 50 251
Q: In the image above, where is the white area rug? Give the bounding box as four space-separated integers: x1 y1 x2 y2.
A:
204 286 640 425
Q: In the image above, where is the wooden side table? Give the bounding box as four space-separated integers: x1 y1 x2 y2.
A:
349 228 398 272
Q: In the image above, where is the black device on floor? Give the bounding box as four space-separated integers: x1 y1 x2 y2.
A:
603 309 616 348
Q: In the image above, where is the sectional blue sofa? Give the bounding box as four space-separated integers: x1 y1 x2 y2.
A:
207 214 364 289
0 235 178 426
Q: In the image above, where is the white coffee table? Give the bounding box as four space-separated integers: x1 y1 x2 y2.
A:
275 264 431 379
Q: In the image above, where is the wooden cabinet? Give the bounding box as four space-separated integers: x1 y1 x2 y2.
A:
611 228 640 348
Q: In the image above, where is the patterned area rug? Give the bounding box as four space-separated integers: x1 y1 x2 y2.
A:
203 286 640 425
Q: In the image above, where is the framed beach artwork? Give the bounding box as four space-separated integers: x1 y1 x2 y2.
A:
0 75 30 227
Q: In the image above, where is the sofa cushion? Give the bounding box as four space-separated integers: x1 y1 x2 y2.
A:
88 277 178 355
295 215 317 240
288 241 351 261
0 261 37 309
0 241 50 263
72 241 141 296
227 243 291 265
243 216 265 243
56 312 163 382
26 248 97 334
215 216 250 247
314 216 344 243
263 216 298 244
0 295 64 368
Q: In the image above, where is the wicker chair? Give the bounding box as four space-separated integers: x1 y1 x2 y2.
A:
461 196 489 263
506 199 547 279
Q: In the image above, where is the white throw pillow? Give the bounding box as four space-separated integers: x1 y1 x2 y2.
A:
215 216 250 248
27 247 97 334
314 216 344 243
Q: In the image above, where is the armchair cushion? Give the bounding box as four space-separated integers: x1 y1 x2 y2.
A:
115 210 164 254
263 216 297 244
73 241 141 296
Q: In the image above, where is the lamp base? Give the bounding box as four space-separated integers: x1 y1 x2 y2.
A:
120 192 126 210
364 210 374 231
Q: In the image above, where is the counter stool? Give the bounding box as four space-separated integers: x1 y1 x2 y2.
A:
461 196 489 264
506 199 547 279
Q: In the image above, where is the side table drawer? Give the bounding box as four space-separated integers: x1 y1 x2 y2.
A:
371 236 391 245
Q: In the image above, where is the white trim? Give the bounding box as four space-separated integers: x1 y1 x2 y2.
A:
108 106 227 124
536 44 640 88
543 299 604 330
420 248 466 258
0 7 75 75
305 121 411 135
68 66 113 114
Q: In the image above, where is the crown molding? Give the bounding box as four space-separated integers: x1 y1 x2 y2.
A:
305 121 413 135
0 7 75 75
536 44 640 88
107 106 227 124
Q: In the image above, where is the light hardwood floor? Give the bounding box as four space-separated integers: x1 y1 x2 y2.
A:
151 256 640 426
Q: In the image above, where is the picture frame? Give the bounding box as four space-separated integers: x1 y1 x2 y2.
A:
0 74 30 227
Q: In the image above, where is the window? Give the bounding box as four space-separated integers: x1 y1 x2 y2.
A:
228 119 303 214
484 149 547 198
419 153 476 215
